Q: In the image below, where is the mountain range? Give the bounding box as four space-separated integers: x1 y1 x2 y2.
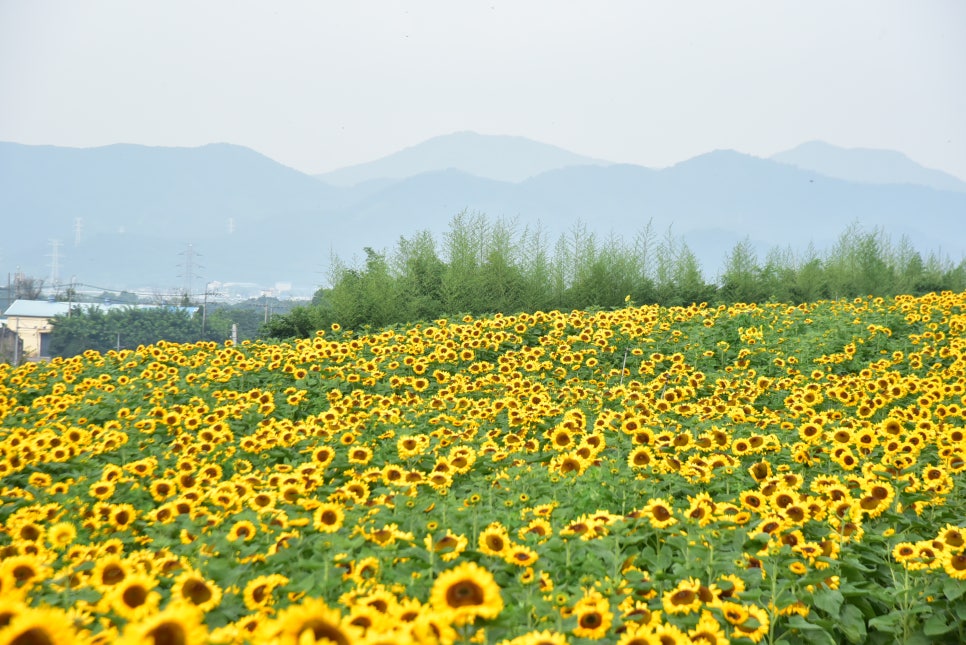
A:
1 133 964 296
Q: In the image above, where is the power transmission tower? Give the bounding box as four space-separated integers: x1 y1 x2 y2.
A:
74 218 83 246
47 239 62 290
177 244 203 301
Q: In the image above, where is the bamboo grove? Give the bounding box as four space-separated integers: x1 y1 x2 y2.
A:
265 214 966 338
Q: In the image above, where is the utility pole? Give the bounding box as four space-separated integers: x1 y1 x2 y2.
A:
67 276 75 317
13 318 20 367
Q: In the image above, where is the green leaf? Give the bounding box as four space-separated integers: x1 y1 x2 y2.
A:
839 603 867 643
868 611 902 633
943 577 966 602
923 614 953 637
786 615 836 645
814 588 844 616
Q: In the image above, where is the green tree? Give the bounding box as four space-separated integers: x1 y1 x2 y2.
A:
718 238 764 303
393 230 446 321
49 306 200 357
440 210 488 314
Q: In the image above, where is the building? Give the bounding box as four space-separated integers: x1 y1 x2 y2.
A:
1 299 70 361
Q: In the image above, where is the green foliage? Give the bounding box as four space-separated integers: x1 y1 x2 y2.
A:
262 214 966 338
49 305 200 356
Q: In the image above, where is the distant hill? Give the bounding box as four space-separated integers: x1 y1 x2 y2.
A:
339 150 966 276
772 141 966 193
2 136 964 294
0 141 347 289
314 131 610 185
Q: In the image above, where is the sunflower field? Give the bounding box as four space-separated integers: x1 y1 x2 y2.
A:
1 292 965 645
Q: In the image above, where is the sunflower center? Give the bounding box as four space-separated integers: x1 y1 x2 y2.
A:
123 585 149 607
579 611 601 628
485 536 505 552
446 581 485 607
13 565 38 584
299 619 349 645
9 627 56 645
20 526 41 541
671 590 695 605
184 580 212 604
146 622 187 645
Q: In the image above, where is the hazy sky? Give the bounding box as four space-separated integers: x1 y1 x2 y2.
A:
2 1 965 179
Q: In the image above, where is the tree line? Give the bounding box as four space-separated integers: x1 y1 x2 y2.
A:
44 298 290 358
264 212 966 338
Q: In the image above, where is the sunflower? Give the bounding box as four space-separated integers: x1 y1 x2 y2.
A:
718 601 749 626
731 604 769 643
505 629 570 645
346 604 391 635
0 606 78 645
650 622 690 645
425 531 468 563
1 555 48 593
313 503 345 533
408 611 458 645
552 454 589 476
12 522 44 544
148 479 177 502
171 571 222 612
689 611 729 645
478 523 512 557
429 561 504 625
747 461 772 483
505 544 539 567
662 578 703 615
627 446 655 469
571 590 612 639
615 626 661 645
108 572 161 621
0 597 26 630
263 598 360 645
547 428 576 451
348 557 381 584
519 518 553 543
227 520 257 542
46 522 77 550
348 446 374 465
243 574 289 613
738 491 767 514
943 552 966 580
640 498 677 529
108 504 138 531
937 524 965 551
117 603 208 645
